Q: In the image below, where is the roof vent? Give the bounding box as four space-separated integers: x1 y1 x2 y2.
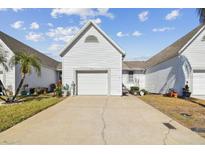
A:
85 35 99 43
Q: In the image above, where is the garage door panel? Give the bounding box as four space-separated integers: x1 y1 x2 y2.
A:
193 72 205 95
77 71 108 95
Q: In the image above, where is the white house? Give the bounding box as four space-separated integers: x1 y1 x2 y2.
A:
60 21 125 96
0 31 61 94
145 24 205 95
0 21 205 96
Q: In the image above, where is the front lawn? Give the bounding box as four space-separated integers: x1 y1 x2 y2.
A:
0 95 64 132
138 95 205 138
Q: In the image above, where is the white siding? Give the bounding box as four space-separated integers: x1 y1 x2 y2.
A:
16 65 57 91
0 39 16 94
62 26 122 95
145 56 192 94
182 28 205 70
122 70 145 90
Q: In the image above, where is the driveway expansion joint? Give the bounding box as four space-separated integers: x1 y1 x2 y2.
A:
163 119 173 145
100 97 108 145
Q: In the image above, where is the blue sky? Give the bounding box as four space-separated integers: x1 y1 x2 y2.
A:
0 8 200 61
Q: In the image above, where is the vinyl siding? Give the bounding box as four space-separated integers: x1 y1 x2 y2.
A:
145 56 192 95
62 26 122 95
0 39 16 94
182 28 205 70
122 70 145 90
181 28 205 95
15 64 57 91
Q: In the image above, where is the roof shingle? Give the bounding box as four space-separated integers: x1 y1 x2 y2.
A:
123 61 145 70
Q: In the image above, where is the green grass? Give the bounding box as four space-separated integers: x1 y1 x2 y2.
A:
0 95 64 132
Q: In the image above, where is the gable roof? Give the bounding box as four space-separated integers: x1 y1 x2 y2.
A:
146 24 205 68
60 21 125 57
0 31 61 69
123 61 145 70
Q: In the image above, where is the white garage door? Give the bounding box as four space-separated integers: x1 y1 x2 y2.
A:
77 71 108 95
193 70 205 95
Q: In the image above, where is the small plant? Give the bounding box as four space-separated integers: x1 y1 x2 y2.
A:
182 81 191 98
139 89 148 96
63 84 70 97
55 80 62 97
50 83 56 92
167 88 178 98
130 86 139 95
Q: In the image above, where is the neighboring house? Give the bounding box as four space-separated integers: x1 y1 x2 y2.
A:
60 21 125 96
122 61 146 90
145 24 205 95
0 21 205 96
0 31 61 94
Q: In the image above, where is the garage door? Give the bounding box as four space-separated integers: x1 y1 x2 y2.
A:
193 70 205 95
77 71 108 95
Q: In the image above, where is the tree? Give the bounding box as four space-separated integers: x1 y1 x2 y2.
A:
197 8 205 24
10 52 41 102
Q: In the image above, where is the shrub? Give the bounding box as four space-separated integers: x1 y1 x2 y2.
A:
130 86 140 95
50 83 56 92
29 88 35 95
140 89 148 95
55 80 62 97
130 86 139 91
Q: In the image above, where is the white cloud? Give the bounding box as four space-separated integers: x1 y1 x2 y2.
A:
116 32 129 37
80 17 102 25
46 26 79 42
96 8 114 19
138 11 149 22
132 31 142 37
165 9 181 21
48 44 63 51
0 8 24 12
93 18 102 24
152 27 175 32
51 8 114 19
48 23 54 27
11 21 24 29
12 8 24 12
30 22 40 30
0 8 7 11
25 32 44 42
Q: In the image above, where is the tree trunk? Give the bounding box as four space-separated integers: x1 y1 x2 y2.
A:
0 79 9 97
0 96 7 102
12 74 26 102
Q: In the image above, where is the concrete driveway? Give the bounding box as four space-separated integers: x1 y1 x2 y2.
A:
192 95 205 100
0 96 205 145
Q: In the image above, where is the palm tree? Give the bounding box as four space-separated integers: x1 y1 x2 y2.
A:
10 52 41 102
197 8 205 24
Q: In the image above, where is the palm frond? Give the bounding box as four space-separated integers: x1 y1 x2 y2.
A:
197 8 205 24
9 52 41 76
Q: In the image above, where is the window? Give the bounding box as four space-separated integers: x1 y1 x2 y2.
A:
85 35 99 43
128 71 134 82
